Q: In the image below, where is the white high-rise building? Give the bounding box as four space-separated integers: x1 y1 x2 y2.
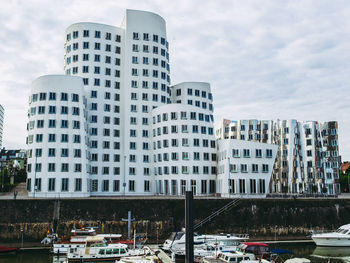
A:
0 104 4 148
26 10 215 197
152 82 217 196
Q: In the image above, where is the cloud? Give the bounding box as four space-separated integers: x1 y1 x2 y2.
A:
0 0 349 160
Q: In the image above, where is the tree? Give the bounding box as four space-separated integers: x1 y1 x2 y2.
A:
340 170 350 193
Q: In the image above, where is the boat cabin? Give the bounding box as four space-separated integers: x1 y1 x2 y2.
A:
236 243 270 258
203 252 255 263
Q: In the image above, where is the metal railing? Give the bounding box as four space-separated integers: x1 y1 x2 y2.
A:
194 196 242 230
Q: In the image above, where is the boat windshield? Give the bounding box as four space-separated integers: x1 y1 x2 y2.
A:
173 232 185 240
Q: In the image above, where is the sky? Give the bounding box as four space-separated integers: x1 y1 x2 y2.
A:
0 0 349 160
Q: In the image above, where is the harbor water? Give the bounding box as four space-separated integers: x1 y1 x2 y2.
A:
0 242 350 263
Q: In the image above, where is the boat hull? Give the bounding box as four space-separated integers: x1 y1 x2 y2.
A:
68 256 121 262
312 237 350 247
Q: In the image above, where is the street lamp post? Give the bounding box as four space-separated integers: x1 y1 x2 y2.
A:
228 157 231 197
123 155 126 195
21 228 24 248
33 155 38 198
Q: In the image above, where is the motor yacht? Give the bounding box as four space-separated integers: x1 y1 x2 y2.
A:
162 232 249 252
311 223 350 247
67 236 151 262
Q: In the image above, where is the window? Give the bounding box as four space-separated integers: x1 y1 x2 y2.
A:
129 180 135 192
256 149 262 158
103 180 109 192
252 164 258 173
48 148 55 157
113 180 120 192
262 164 269 173
61 178 69 191
144 180 150 192
75 178 82 192
243 149 250 157
266 149 273 158
48 178 55 191
241 164 248 173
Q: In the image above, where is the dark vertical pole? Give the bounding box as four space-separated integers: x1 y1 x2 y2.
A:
185 190 194 263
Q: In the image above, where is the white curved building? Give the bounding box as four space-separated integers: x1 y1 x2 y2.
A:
26 10 175 197
0 104 4 148
152 82 216 196
27 75 89 197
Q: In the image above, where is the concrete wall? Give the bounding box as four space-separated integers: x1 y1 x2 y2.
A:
0 198 349 242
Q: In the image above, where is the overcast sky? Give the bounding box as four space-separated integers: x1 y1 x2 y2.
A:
1 0 349 160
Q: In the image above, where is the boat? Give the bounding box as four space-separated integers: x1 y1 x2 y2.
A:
171 241 244 261
0 246 19 254
201 251 256 263
118 255 161 263
52 228 122 255
235 242 271 259
311 223 350 247
67 236 152 262
162 231 249 252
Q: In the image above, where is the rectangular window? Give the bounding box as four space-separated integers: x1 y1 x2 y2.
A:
75 178 82 192
61 178 69 191
48 178 55 191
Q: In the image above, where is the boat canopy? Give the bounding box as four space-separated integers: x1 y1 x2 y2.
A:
270 249 294 255
242 242 269 247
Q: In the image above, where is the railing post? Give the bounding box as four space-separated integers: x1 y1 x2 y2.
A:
185 191 194 263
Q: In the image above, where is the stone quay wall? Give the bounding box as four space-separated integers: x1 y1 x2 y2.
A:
0 198 349 243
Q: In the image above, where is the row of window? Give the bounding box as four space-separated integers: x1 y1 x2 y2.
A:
67 54 121 65
130 92 168 103
131 56 169 69
154 166 217 175
27 163 82 173
156 179 216 195
228 123 269 132
180 88 213 100
230 148 274 158
29 106 82 116
80 78 121 88
66 42 121 54
67 30 121 42
27 134 81 144
187 100 213 111
30 93 79 103
132 32 167 47
130 80 168 91
27 119 80 129
28 120 80 130
28 148 82 158
153 124 214 136
229 164 270 173
132 44 169 60
153 111 213 123
154 151 216 162
228 179 266 194
153 138 215 150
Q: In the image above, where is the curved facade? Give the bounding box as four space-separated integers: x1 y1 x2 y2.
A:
122 10 171 195
152 82 216 196
27 75 88 197
61 10 170 195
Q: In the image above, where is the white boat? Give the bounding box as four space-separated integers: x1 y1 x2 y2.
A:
202 251 256 263
67 236 151 262
52 228 122 254
118 255 160 263
311 223 350 247
162 232 249 252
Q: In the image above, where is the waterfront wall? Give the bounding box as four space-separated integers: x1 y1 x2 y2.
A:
0 198 349 242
